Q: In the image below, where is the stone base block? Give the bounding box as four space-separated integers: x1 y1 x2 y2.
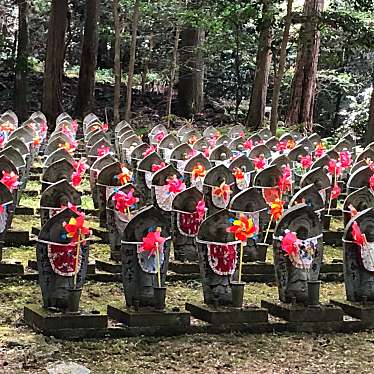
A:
186 302 268 325
261 300 344 322
95 260 121 274
331 299 374 325
0 262 24 276
24 304 108 338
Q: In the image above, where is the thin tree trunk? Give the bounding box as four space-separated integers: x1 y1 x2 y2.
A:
113 0 122 124
42 0 69 131
366 73 374 145
286 0 324 131
246 0 273 129
234 22 243 119
14 0 29 121
124 0 140 122
75 0 100 119
166 26 180 126
141 33 154 94
270 0 293 135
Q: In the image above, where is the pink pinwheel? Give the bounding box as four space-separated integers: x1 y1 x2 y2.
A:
71 120 78 132
73 159 88 175
254 155 266 171
139 228 166 257
151 162 166 172
71 172 82 187
208 137 217 148
331 184 341 200
281 231 300 256
97 145 110 157
239 131 245 138
243 139 253 150
276 141 287 153
196 200 206 219
300 155 313 170
40 122 48 135
352 222 365 246
166 176 186 194
328 159 342 178
102 123 109 132
112 188 139 213
370 174 374 191
203 148 210 158
315 143 326 158
1 171 19 192
339 151 352 170
142 145 156 157
154 131 165 143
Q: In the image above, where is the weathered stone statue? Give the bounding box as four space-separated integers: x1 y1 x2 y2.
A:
343 187 374 226
0 181 14 263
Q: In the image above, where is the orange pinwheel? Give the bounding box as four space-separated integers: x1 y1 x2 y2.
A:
226 214 256 242
233 167 245 180
287 139 296 150
116 166 132 185
63 213 90 243
270 199 284 221
192 163 206 179
213 181 231 200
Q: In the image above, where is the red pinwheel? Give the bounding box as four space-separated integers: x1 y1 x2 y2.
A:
63 213 90 243
139 228 166 257
331 184 341 200
73 159 88 175
281 231 299 256
0 204 4 214
196 200 206 219
254 155 266 171
142 145 156 157
300 155 313 170
243 139 253 150
239 131 245 138
213 181 231 200
192 163 206 179
112 188 139 213
278 165 292 194
233 167 245 180
271 199 284 221
203 148 210 158
328 159 342 178
151 162 166 172
339 151 352 170
102 123 109 132
226 214 256 242
166 175 186 194
1 171 19 192
71 172 82 187
352 221 365 246
348 204 358 217
97 145 110 157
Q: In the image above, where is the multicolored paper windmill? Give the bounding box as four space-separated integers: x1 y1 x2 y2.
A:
226 214 256 242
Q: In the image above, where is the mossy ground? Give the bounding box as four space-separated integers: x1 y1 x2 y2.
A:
1 169 374 373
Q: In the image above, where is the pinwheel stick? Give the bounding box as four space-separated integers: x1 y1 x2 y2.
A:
238 241 244 283
263 215 273 244
156 242 161 288
327 170 336 216
127 206 131 221
73 230 81 289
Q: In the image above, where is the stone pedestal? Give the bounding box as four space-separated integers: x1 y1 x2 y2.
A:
95 260 121 274
261 300 344 322
24 304 108 338
186 302 268 325
107 304 190 335
0 262 24 277
331 300 374 326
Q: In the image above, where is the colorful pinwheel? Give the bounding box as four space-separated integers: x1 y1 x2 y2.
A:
71 172 82 187
63 213 90 243
112 188 139 213
352 222 365 246
253 155 266 171
331 184 341 200
328 159 342 178
196 200 206 219
276 141 287 153
226 214 256 242
212 181 231 201
271 199 284 221
154 131 165 143
97 145 110 157
166 175 186 194
139 228 166 257
339 151 352 170
102 123 109 132
142 145 156 157
315 143 326 158
300 155 313 170
116 167 132 185
192 163 206 179
151 162 166 172
233 167 245 181
287 139 296 150
281 231 299 256
370 174 374 191
243 139 253 150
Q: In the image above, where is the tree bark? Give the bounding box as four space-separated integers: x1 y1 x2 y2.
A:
113 0 122 124
286 0 324 130
75 0 100 119
166 26 180 126
270 0 293 135
177 26 205 117
246 0 273 130
234 22 243 118
14 0 29 121
366 74 374 145
124 0 140 122
42 0 69 131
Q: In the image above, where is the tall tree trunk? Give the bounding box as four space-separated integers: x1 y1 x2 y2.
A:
14 0 29 121
75 0 100 119
113 0 122 124
286 0 324 131
366 74 374 145
166 26 180 126
141 33 154 94
177 26 205 117
270 0 293 135
124 0 140 122
234 22 243 118
42 0 69 131
246 0 273 130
